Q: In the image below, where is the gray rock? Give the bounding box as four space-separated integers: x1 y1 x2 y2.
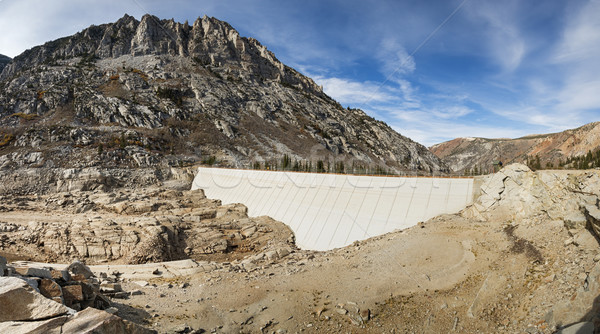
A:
556 322 594 334
0 276 74 322
60 307 156 333
0 316 70 334
573 230 599 249
13 266 52 279
0 255 6 277
67 260 94 279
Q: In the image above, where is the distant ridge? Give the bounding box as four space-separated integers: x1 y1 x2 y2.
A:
430 122 600 173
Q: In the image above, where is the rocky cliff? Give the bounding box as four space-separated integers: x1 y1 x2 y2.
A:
0 14 447 173
430 122 600 173
0 55 10 73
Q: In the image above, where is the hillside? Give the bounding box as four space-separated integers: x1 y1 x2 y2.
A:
0 14 447 173
0 54 10 73
430 122 600 173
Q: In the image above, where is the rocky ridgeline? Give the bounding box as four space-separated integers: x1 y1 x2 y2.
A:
0 257 155 333
0 14 447 173
430 122 600 173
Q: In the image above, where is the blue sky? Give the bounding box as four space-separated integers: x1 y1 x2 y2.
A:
1 0 599 146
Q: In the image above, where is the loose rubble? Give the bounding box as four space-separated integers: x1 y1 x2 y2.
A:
0 256 154 333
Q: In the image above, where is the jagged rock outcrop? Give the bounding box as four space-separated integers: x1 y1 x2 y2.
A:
0 180 296 264
430 122 600 173
464 164 600 232
0 54 10 73
0 14 447 173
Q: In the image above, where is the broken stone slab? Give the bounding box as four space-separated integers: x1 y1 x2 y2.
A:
0 276 74 322
0 307 155 334
61 307 157 333
0 315 70 334
100 283 123 293
13 266 52 279
133 280 149 287
9 259 208 280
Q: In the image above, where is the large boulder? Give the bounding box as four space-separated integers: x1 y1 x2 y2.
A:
0 315 70 334
0 306 156 334
0 276 74 322
60 307 156 333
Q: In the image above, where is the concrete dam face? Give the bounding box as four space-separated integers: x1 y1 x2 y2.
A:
192 168 475 251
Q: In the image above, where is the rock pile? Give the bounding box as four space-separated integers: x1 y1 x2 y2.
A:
0 256 155 333
464 163 600 235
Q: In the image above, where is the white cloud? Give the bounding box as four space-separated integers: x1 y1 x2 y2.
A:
313 76 400 105
431 106 474 119
391 120 528 147
553 0 600 64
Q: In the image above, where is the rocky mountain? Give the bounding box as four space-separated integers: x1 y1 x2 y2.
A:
0 54 10 73
0 14 447 173
430 121 600 173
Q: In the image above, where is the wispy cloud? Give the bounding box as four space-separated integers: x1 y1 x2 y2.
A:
465 0 526 72
313 76 400 105
376 38 416 80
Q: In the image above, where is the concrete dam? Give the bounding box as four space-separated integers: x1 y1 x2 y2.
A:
192 167 476 251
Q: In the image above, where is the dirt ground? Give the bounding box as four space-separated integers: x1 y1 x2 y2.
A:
2 194 596 333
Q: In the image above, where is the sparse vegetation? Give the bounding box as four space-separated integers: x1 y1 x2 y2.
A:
559 150 600 169
78 52 98 67
11 112 38 121
131 68 149 81
0 134 14 147
156 87 185 107
202 155 217 165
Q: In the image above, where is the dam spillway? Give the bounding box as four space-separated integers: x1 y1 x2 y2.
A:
192 167 475 251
